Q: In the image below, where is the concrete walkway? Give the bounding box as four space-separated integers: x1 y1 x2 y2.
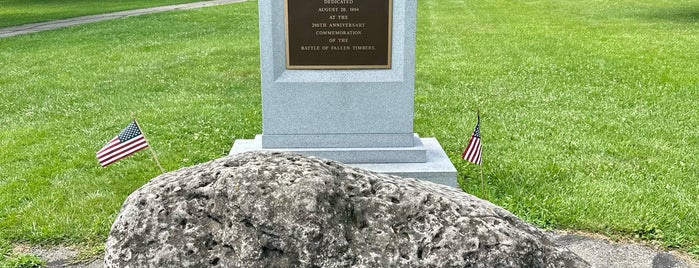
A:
0 0 245 38
24 231 699 267
550 231 698 268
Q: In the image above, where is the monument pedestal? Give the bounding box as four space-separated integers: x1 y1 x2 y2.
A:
230 134 457 187
230 0 457 187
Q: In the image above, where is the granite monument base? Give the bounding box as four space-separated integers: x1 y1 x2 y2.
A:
230 134 457 187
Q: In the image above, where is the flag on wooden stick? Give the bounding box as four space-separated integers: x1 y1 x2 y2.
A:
462 112 482 165
97 120 149 167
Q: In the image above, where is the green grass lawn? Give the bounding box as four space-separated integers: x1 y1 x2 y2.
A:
0 0 211 28
1 0 698 260
0 0 261 246
416 0 699 253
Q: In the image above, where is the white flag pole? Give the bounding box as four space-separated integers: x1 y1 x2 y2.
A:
477 109 486 198
131 113 165 174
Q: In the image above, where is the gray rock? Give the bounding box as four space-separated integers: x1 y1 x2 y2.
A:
105 151 589 267
653 253 690 268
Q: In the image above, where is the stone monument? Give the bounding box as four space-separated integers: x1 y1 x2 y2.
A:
105 152 590 267
230 0 457 186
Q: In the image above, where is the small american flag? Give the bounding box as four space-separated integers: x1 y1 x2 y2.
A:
462 114 482 165
97 121 149 167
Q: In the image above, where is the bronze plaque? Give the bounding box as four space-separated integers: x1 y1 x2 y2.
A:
285 0 392 69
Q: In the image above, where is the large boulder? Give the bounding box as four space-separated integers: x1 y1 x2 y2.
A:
105 151 589 267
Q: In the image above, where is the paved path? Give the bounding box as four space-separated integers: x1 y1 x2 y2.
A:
24 231 699 267
0 0 245 38
550 231 698 268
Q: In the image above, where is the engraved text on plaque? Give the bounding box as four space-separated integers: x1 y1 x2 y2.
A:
285 0 392 69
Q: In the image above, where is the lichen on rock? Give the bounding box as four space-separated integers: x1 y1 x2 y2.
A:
105 151 589 268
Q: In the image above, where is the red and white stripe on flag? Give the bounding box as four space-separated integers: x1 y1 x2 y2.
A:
462 135 481 165
462 115 482 165
96 121 149 167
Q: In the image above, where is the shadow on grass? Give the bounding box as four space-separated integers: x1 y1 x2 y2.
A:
640 6 699 23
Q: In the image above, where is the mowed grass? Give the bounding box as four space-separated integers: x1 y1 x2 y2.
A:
0 0 698 257
0 1 261 244
415 0 699 252
0 0 210 28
